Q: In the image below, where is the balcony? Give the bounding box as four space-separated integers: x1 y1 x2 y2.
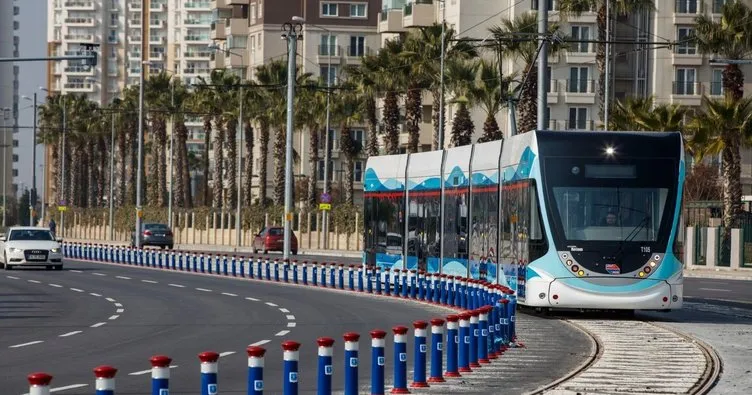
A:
129 36 142 43
672 46 702 66
378 8 405 33
128 1 140 10
129 19 141 27
403 1 434 28
63 34 95 43
150 2 166 12
129 51 141 59
564 79 596 104
228 0 249 4
565 43 595 63
224 49 247 67
318 45 341 64
211 50 225 65
63 82 95 92
211 21 226 40
186 2 212 10
183 68 211 75
128 67 141 75
671 81 702 106
184 51 213 59
149 36 166 44
64 1 95 10
225 17 247 36
149 52 164 61
185 35 211 43
346 46 372 58
64 65 94 75
64 17 95 26
546 79 559 104
185 18 211 26
150 20 167 29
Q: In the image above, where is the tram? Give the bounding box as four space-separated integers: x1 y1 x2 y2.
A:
363 130 684 310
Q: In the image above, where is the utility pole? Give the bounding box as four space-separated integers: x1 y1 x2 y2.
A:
236 83 243 247
168 81 175 229
109 111 115 240
1 109 8 229
282 21 302 261
135 6 146 248
604 0 611 130
537 0 549 131
439 0 446 148
60 98 66 237
30 93 37 226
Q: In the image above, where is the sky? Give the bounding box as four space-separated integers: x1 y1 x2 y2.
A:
14 0 47 199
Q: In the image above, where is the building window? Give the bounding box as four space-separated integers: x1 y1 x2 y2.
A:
676 0 698 13
354 161 364 182
228 35 247 49
12 169 18 177
713 0 729 13
320 65 338 85
675 27 696 54
570 25 590 53
532 0 558 11
12 139 18 148
352 129 364 148
318 160 334 180
322 2 338 17
674 68 697 95
108 29 118 43
111 12 119 26
567 107 588 130
250 3 256 24
319 34 337 56
258 1 263 17
350 3 366 17
348 36 365 57
711 68 724 96
568 67 589 93
12 154 18 162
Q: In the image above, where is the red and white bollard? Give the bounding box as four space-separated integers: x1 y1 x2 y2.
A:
27 372 53 395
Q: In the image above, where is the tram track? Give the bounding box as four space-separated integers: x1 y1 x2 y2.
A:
527 312 722 395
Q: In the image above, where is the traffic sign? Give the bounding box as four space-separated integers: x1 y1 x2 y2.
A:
59 199 66 206
57 206 67 212
320 192 332 204
319 203 331 211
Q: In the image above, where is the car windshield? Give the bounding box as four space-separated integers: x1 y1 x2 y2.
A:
268 228 283 236
9 230 54 241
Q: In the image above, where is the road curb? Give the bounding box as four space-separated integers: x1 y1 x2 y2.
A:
683 271 752 281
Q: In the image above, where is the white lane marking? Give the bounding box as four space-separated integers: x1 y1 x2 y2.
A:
90 322 106 328
114 302 123 307
265 302 278 307
128 365 179 376
221 292 238 297
49 283 63 288
21 383 89 394
219 351 236 357
245 297 259 302
279 308 290 313
115 275 131 280
141 279 158 284
92 272 106 276
286 314 296 320
108 315 119 320
69 270 82 273
116 308 124 313
287 322 297 328
89 293 102 297
106 297 116 302
249 339 271 347
28 279 41 284
698 287 731 292
168 283 185 288
9 340 43 348
59 331 82 337
6 275 19 279
196 288 212 292
275 330 290 337
70 288 84 292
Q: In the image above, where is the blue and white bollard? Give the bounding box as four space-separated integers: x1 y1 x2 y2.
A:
444 315 461 378
370 330 386 395
391 325 410 394
417 271 425 300
478 306 490 364
247 346 266 395
343 332 360 395
392 268 400 296
302 261 308 285
357 265 364 292
281 341 300 395
316 337 334 395
94 365 117 395
27 372 53 395
400 269 408 298
198 351 219 395
338 264 345 290
283 260 290 283
348 265 355 291
469 310 480 368
439 274 447 305
274 259 281 282
410 320 429 388
222 255 229 276
374 266 381 295
409 270 417 299
458 312 472 373
150 355 172 395
329 263 337 288
428 318 445 383
292 260 298 284
231 256 238 277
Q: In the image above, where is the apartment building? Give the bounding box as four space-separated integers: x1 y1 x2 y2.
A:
210 0 380 204
1 0 20 205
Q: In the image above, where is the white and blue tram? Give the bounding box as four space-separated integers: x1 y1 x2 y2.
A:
363 130 685 310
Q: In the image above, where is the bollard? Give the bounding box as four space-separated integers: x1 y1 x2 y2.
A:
401 269 409 298
274 259 281 282
199 351 220 395
428 318 445 383
318 262 325 287
330 263 336 288
27 372 53 395
239 256 245 277
231 255 238 277
391 326 410 394
444 315 460 378
338 264 345 289
458 313 471 373
317 337 334 395
469 310 480 368
247 346 266 395
478 307 490 364
150 355 172 395
410 321 429 388
281 341 300 395
417 271 425 301
374 266 381 295
348 265 355 291
283 260 290 283
439 274 447 305
94 365 117 395
265 258 272 281
302 261 309 285
292 260 299 284
393 268 400 295
370 330 387 395
311 261 318 286
409 270 417 299
344 332 360 395
357 265 364 292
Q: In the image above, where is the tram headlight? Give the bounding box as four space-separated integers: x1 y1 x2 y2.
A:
577 270 584 276
649 261 656 267
566 259 573 266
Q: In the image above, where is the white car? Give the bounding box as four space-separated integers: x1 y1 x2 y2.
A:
0 227 64 270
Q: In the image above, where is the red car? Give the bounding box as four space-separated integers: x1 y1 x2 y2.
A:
252 227 298 255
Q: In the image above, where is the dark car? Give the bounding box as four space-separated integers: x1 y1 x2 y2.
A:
252 227 298 255
131 223 174 249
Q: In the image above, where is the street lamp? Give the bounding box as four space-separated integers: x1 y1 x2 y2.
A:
282 21 303 261
292 15 333 249
207 43 245 248
1 107 10 228
438 0 446 149
21 93 38 226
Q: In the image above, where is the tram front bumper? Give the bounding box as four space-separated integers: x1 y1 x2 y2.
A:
525 277 682 310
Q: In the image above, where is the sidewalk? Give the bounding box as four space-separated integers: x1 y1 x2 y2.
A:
684 266 752 281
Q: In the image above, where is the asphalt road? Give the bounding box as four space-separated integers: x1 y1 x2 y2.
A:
684 277 752 307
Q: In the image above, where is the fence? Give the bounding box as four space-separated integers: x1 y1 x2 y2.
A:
683 201 752 267
26 242 521 394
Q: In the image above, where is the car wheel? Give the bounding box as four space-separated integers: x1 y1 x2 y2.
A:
168 245 174 250
55 265 63 271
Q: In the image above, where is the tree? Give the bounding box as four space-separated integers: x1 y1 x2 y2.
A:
334 80 363 204
38 94 65 205
559 0 654 120
608 96 686 133
694 0 752 102
190 78 216 206
296 76 327 206
254 60 289 206
447 59 479 147
145 72 172 207
469 58 516 143
345 55 380 157
687 96 752 240
373 38 405 154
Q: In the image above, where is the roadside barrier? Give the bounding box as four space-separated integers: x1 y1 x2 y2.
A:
32 242 523 393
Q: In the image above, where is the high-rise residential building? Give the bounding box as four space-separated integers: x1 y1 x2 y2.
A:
2 0 20 207
210 0 380 204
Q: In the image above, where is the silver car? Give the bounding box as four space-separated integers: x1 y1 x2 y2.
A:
0 227 64 270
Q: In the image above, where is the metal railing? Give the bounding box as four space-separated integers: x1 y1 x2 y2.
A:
566 79 594 93
318 45 341 56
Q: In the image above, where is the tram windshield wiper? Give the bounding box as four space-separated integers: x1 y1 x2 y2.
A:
614 215 651 263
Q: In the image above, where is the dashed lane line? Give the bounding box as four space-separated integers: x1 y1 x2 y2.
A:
249 340 271 347
105 297 116 302
196 288 212 292
286 315 295 320
141 279 158 284
115 275 131 280
89 292 102 297
90 322 106 328
168 283 185 288
275 330 290 337
265 302 278 307
49 283 63 288
287 322 297 328
128 365 179 376
69 270 82 273
108 315 119 320
116 308 124 313
92 272 106 276
219 351 236 357
222 292 238 297
9 340 44 348
279 308 290 313
59 331 82 337
70 288 84 292
27 279 41 284
6 275 19 279
245 297 259 302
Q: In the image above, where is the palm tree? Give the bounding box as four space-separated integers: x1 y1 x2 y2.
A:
344 56 380 157
38 94 65 204
169 78 193 208
559 0 654 120
221 74 243 209
694 0 752 101
333 80 363 204
373 38 405 154
145 72 172 207
490 12 565 134
254 60 288 206
688 96 752 239
295 77 327 206
447 59 479 147
608 96 687 133
469 59 516 142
